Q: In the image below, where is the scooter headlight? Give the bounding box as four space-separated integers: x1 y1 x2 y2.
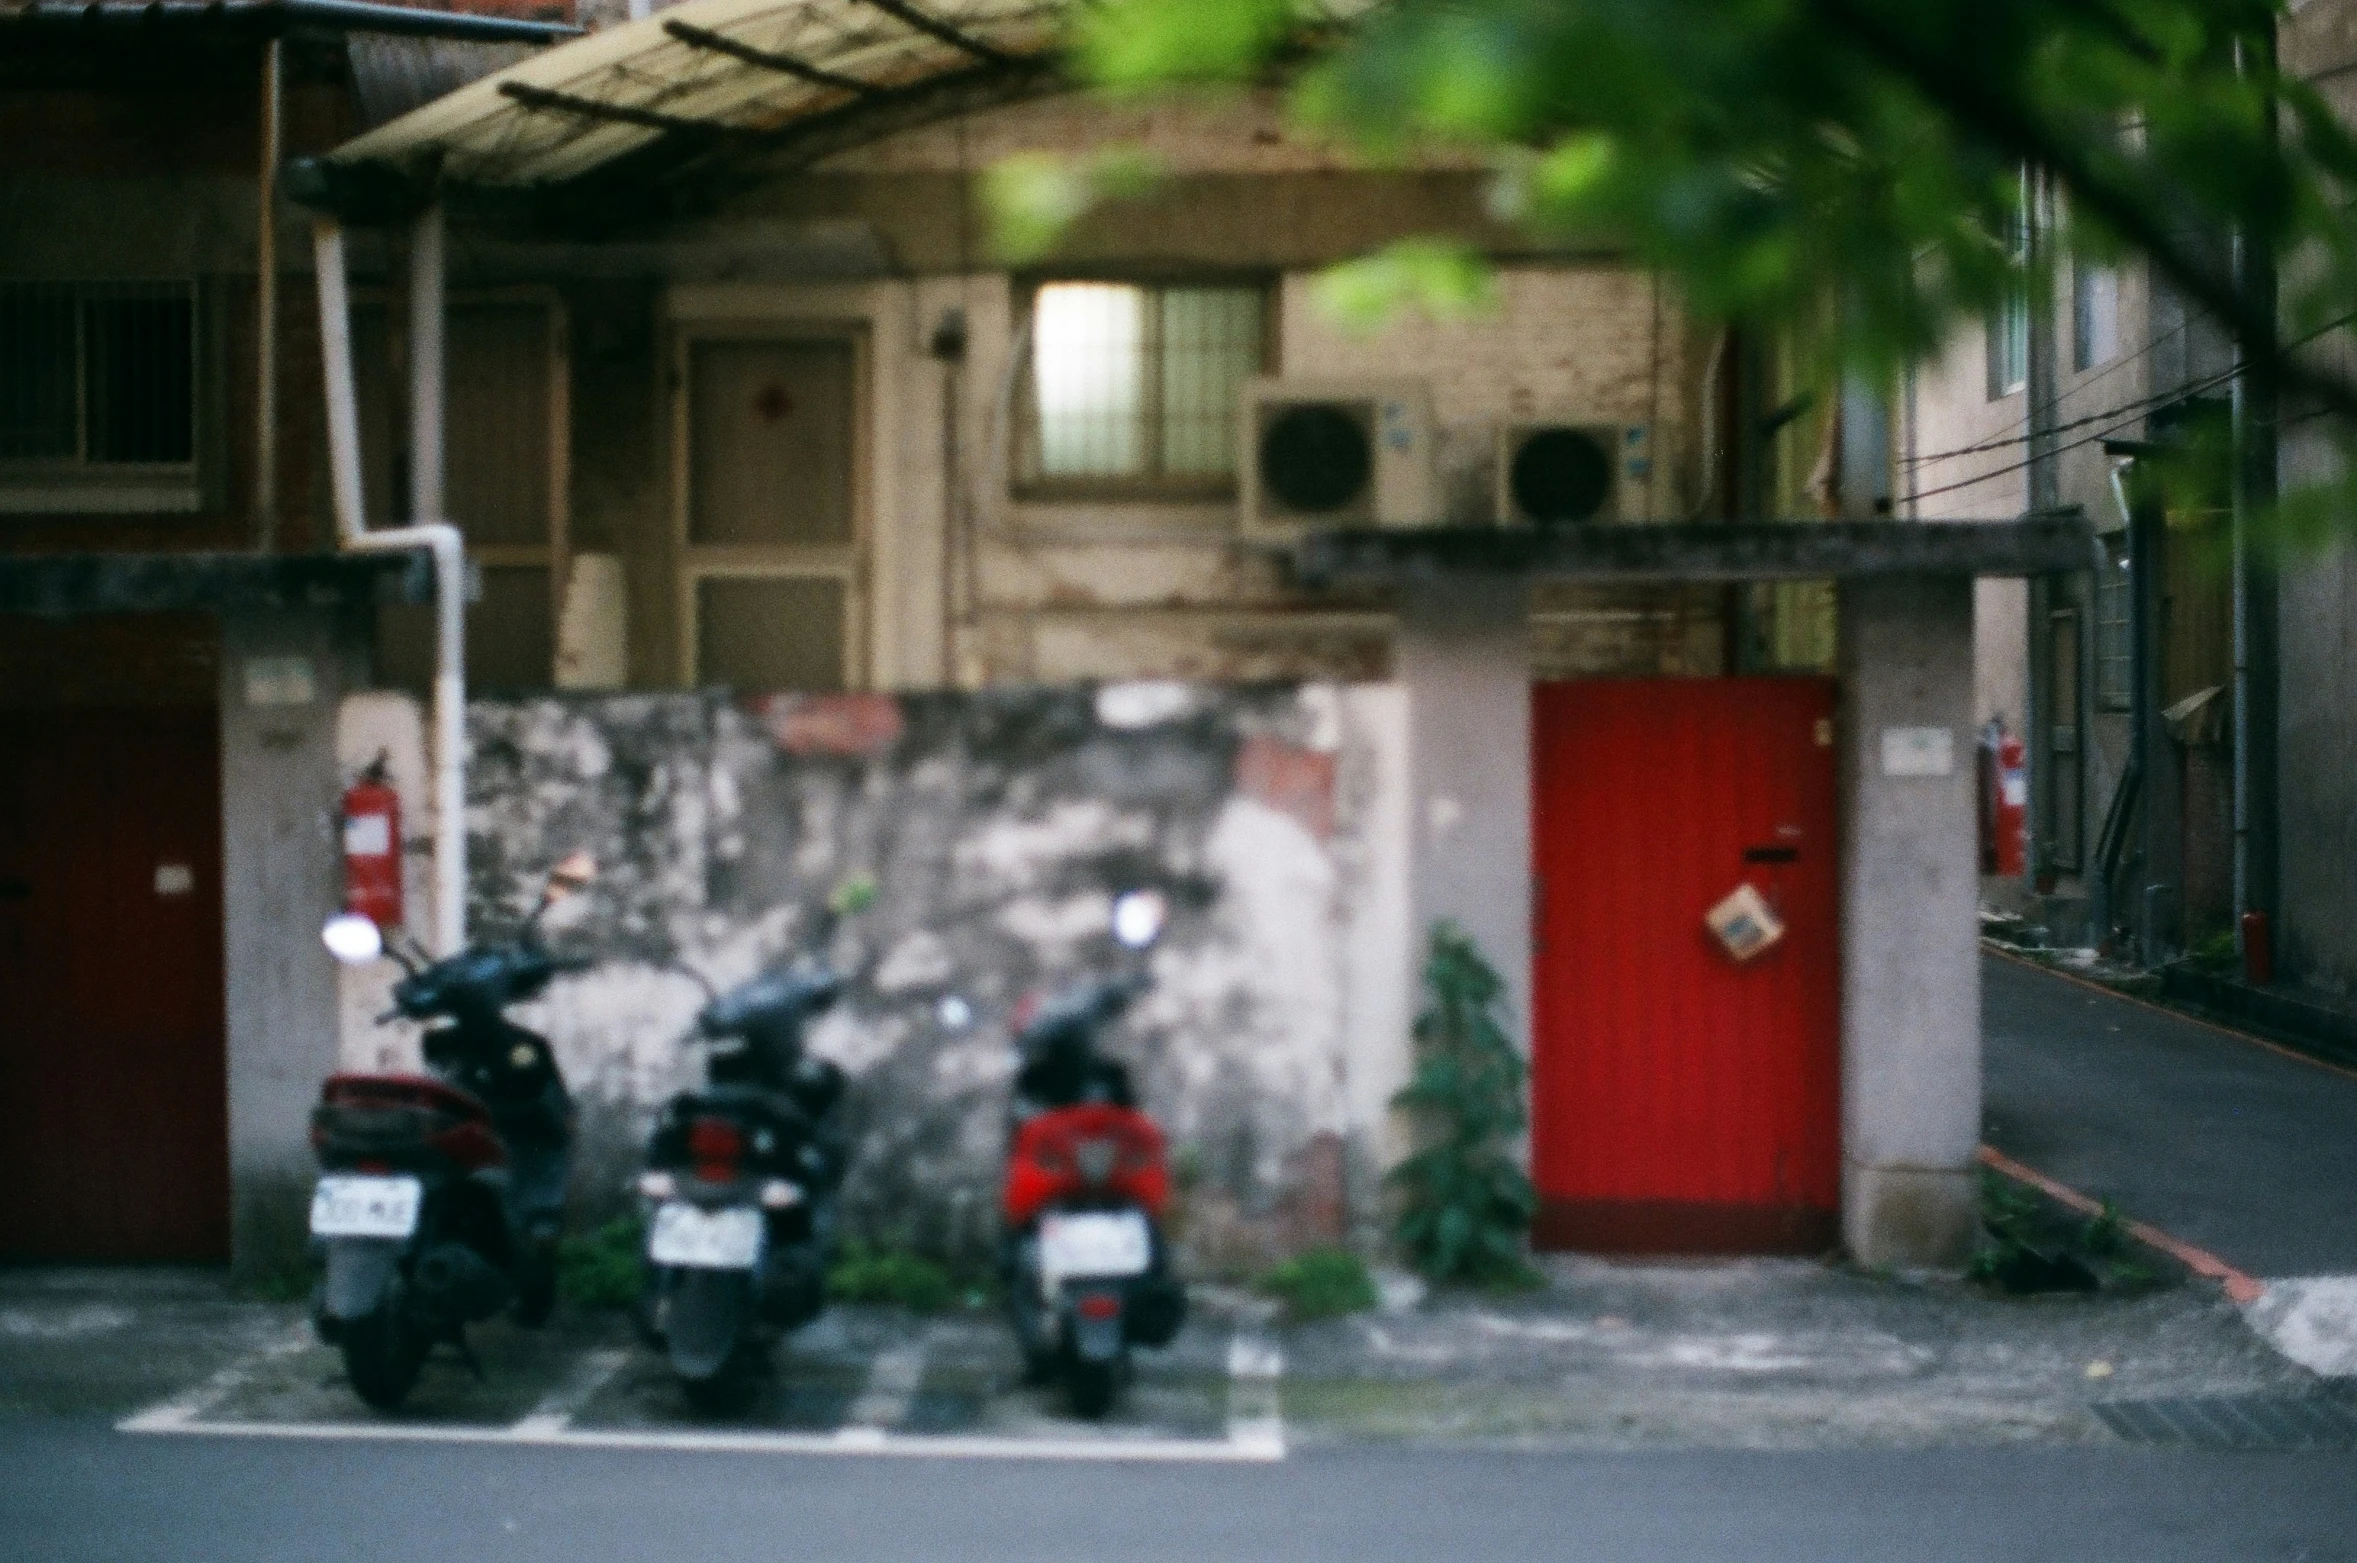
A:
759 1179 804 1210
635 1171 677 1202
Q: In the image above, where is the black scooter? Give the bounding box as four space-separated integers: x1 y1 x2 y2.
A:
633 893 861 1414
310 855 595 1410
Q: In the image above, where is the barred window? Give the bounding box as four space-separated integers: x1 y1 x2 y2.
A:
1019 280 1265 492
0 281 197 481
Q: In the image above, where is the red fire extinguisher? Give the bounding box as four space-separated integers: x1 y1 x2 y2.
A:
341 754 403 931
1980 724 2029 878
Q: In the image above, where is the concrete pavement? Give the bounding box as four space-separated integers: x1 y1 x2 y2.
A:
1982 950 2357 1278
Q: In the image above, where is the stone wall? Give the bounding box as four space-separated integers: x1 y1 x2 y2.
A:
339 682 1412 1274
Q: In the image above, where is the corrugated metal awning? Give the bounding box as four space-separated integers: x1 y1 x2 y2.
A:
327 0 1066 189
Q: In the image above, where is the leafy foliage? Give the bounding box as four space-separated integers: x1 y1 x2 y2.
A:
1040 0 2357 534
558 1216 645 1310
827 1241 959 1313
1387 921 1539 1287
1257 1246 1380 1321
1967 1170 2155 1293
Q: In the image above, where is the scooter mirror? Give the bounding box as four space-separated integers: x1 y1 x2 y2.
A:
1112 888 1169 950
321 912 385 965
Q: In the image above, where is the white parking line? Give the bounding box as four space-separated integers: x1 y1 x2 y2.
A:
841 1335 931 1433
1225 1327 1286 1458
508 1348 630 1437
115 1417 1285 1462
116 1322 316 1433
116 1322 1289 1463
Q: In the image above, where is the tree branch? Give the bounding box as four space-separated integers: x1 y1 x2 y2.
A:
1812 0 2357 427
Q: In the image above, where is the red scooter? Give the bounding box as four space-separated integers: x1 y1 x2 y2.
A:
999 891 1187 1418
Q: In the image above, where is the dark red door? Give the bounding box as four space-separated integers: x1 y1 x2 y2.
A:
0 708 229 1261
1530 677 1839 1254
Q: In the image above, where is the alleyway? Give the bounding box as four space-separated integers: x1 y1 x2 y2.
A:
1982 951 2357 1278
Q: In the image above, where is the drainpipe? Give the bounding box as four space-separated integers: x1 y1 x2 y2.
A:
313 213 468 957
2232 28 2281 970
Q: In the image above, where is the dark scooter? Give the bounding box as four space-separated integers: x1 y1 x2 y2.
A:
310 855 595 1410
1000 890 1187 1418
633 892 864 1414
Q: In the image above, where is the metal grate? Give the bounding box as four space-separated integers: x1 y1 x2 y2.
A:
2093 1393 2357 1451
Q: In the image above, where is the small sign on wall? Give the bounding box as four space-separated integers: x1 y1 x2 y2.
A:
1879 725 1955 778
243 656 316 708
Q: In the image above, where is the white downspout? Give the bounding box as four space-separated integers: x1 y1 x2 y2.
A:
314 211 468 957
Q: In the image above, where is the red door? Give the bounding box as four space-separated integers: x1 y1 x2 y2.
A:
1530 677 1839 1254
0 708 229 1261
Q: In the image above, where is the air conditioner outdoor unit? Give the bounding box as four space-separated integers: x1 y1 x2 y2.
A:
1494 420 1653 527
1238 378 1437 537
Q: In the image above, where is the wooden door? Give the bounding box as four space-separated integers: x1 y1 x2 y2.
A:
0 709 229 1260
679 335 862 692
1529 677 1840 1254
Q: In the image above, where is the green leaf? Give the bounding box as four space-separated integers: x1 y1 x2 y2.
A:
1075 0 1294 88
1313 239 1501 336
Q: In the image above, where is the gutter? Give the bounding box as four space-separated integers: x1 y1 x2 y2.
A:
5 0 579 44
313 211 468 958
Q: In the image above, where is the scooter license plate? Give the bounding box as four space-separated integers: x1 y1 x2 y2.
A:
309 1175 422 1239
647 1202 763 1270
1040 1212 1151 1280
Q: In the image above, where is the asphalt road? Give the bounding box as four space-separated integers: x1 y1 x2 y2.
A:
5 1417 2356 1563
1982 951 2357 1277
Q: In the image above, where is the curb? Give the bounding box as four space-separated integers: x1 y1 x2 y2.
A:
1976 1145 2265 1306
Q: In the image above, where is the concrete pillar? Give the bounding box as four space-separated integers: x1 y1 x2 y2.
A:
218 608 356 1278
1395 576 1532 1049
1837 575 1981 1269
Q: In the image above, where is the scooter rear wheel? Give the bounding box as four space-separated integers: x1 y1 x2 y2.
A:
1063 1353 1119 1420
341 1284 424 1410
678 1345 763 1417
513 1245 558 1328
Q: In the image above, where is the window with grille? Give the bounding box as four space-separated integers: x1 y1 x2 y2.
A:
2094 533 2131 709
1018 280 1266 493
0 280 199 511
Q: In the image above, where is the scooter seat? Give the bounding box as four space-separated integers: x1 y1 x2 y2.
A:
320 1071 497 1126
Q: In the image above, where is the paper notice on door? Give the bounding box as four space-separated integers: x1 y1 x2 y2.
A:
1705 883 1785 962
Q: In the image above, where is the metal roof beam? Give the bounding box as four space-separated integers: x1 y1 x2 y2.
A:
661 19 879 98
853 0 1012 66
498 80 736 138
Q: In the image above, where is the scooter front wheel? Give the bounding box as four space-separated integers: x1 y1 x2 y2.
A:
341 1284 424 1410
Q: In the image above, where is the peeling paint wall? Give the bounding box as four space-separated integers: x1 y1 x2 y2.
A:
338 682 1411 1272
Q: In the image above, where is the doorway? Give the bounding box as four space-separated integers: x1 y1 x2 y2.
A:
0 705 229 1260
1529 677 1841 1254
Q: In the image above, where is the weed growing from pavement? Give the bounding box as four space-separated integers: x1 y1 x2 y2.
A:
559 1215 645 1309
1969 1170 2157 1294
1258 1247 1379 1321
827 1241 960 1313
1389 922 1541 1289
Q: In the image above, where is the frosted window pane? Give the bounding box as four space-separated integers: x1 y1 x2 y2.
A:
1033 283 1145 477
1158 288 1260 476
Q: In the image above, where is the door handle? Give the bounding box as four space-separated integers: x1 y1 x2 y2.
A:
1742 846 1798 865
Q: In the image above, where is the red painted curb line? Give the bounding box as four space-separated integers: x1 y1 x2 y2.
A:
1976 1145 2266 1306
1981 941 2357 1086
